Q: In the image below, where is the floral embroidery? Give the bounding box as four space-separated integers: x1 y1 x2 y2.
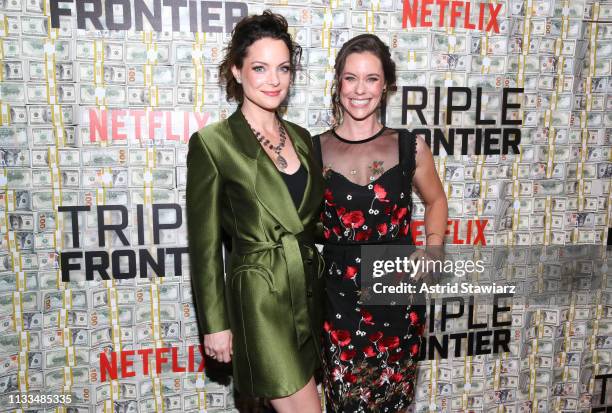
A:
373 184 388 202
320 157 422 412
323 321 423 412
343 266 358 280
368 160 385 178
376 223 388 237
341 210 366 229
360 309 374 326
324 188 335 206
322 184 411 244
354 229 372 241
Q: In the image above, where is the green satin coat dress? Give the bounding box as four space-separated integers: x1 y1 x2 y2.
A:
186 109 325 398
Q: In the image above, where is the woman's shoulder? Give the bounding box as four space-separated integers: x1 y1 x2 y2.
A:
390 128 430 164
192 118 230 140
189 118 231 151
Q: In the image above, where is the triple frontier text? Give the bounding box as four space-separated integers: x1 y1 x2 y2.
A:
384 87 524 156
50 0 247 33
417 294 512 360
58 203 490 282
58 204 188 282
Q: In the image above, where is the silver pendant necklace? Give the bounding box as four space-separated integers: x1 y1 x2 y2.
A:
247 118 288 171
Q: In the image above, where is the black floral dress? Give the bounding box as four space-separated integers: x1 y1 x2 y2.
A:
313 128 425 413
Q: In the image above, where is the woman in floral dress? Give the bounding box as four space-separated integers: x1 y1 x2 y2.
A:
312 34 448 412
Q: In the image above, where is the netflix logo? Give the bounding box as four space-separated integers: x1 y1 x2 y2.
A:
100 345 205 381
411 219 489 245
87 109 211 143
402 0 502 32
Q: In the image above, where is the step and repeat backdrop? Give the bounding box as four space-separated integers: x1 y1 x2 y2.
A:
0 0 611 411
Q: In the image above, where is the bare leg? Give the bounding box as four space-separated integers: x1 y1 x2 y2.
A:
269 377 322 413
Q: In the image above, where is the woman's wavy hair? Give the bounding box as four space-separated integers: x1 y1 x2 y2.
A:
331 34 397 125
219 10 302 103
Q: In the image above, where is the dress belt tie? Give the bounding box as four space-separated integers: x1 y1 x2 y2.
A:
234 231 315 348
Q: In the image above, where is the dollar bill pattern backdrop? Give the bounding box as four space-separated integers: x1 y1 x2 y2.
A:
0 0 611 411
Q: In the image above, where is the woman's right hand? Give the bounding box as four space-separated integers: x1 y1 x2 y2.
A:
204 329 233 363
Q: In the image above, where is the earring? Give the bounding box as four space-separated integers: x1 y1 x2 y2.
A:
236 78 242 84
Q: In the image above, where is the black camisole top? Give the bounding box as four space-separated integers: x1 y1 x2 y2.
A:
279 164 307 209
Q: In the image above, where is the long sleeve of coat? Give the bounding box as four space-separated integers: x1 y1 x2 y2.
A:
186 131 230 334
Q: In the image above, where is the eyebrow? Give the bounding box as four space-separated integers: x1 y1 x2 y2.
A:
250 60 291 66
342 72 381 76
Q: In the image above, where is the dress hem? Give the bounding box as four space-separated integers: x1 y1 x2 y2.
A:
234 362 318 399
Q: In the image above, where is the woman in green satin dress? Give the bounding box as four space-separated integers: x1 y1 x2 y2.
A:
186 11 325 413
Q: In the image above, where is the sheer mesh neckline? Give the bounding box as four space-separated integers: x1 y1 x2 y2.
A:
319 127 400 186
331 126 387 144
328 163 401 189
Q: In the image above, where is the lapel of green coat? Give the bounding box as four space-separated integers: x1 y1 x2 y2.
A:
227 109 313 234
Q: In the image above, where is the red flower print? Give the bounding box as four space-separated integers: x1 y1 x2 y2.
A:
402 381 413 394
340 349 356 361
344 266 358 280
323 228 331 239
360 309 374 325
373 184 390 202
341 210 365 228
344 372 357 384
391 206 408 226
330 329 351 347
368 331 383 342
323 320 332 332
355 228 372 241
388 350 405 363
409 311 419 325
376 223 388 235
336 207 346 218
324 188 335 205
390 372 403 383
410 342 420 356
332 226 342 237
377 336 400 352
384 206 392 215
362 345 376 358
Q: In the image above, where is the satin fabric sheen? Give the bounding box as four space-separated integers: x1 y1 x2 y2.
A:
186 109 325 398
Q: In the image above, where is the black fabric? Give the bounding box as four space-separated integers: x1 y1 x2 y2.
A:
317 127 424 412
312 134 323 168
279 164 307 209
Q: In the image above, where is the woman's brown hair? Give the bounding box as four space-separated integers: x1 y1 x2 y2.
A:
331 34 397 125
219 10 302 103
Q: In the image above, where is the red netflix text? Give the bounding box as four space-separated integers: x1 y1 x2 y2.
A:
88 109 210 143
411 219 489 245
402 0 502 32
100 345 205 381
